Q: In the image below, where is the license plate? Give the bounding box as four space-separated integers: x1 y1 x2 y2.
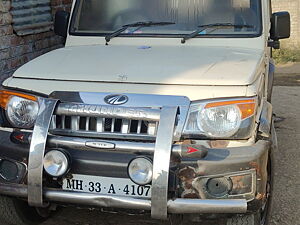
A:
62 174 151 199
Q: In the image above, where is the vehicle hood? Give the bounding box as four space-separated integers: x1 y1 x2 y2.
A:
12 44 264 86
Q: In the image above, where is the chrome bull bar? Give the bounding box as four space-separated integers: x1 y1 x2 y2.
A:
27 98 246 219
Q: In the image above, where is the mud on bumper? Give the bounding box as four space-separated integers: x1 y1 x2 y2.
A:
0 97 270 220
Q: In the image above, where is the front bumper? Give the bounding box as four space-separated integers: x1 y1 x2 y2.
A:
0 128 270 218
0 182 247 214
0 97 270 220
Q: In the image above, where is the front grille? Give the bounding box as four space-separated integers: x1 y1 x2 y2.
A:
49 103 160 140
51 115 157 135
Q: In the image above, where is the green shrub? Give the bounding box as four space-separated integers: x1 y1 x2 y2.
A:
272 49 300 64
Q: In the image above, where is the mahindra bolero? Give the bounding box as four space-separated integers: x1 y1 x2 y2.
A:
0 0 290 225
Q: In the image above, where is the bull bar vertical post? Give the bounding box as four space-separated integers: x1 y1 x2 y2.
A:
151 106 179 219
28 98 58 207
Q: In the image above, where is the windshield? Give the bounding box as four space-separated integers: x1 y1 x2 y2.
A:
70 0 262 37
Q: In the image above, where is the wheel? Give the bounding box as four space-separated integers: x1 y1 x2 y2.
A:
0 195 51 225
227 123 276 225
226 213 260 225
226 154 273 225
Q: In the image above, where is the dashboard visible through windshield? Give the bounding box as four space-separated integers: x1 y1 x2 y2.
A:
70 0 262 38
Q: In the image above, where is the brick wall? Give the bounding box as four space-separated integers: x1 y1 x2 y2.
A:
0 0 72 83
272 0 300 48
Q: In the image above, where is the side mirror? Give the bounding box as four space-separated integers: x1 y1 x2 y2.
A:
269 11 290 49
54 11 70 38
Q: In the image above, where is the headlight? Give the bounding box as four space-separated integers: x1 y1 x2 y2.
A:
183 98 256 139
128 157 153 185
43 150 70 177
0 90 39 128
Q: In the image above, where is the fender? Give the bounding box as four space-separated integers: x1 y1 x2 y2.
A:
267 60 276 102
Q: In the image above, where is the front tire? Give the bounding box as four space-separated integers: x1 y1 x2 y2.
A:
226 213 260 225
227 125 275 225
0 195 51 225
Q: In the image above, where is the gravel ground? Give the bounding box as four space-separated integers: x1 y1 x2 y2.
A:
269 86 300 225
42 86 300 225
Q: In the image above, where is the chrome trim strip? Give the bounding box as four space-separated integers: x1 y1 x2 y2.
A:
47 135 156 153
46 136 208 158
0 183 248 215
56 103 161 122
27 98 58 207
47 135 176 154
45 189 151 210
151 106 178 219
50 129 156 141
167 199 247 214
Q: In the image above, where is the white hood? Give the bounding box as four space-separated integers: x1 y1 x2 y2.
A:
12 45 263 86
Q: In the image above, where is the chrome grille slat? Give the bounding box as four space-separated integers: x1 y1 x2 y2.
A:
121 119 130 134
96 118 104 132
61 115 65 129
85 117 90 131
148 122 157 136
71 116 80 131
111 118 115 132
137 120 142 134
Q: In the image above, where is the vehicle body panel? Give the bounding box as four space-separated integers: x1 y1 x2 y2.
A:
12 45 264 86
3 76 262 101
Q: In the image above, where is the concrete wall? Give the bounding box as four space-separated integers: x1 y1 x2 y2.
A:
0 0 72 82
272 0 300 48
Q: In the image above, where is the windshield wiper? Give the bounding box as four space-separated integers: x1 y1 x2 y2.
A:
105 21 175 44
181 23 254 44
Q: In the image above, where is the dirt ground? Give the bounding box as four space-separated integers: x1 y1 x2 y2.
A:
42 68 300 225
275 63 300 86
269 86 300 225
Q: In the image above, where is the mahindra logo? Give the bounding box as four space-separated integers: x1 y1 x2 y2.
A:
104 94 128 105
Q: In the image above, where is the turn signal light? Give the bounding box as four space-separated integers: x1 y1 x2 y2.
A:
0 90 37 109
205 99 256 120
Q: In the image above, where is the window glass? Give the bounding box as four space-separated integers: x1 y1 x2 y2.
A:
71 0 262 37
